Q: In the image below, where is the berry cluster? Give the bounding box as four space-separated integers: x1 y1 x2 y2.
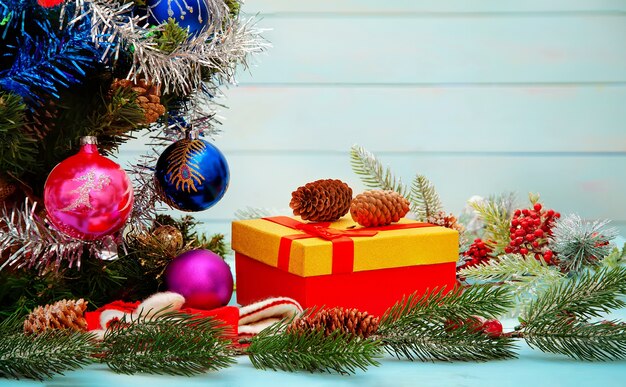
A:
459 238 493 269
505 202 560 263
445 316 503 338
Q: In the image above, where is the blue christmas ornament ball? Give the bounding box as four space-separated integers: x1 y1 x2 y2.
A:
148 0 210 36
155 138 230 212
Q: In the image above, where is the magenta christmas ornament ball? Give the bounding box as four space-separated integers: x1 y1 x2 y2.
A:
164 249 234 310
44 136 134 241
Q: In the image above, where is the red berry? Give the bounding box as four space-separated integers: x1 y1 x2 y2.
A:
526 234 535 242
546 209 555 217
511 219 519 227
465 316 486 333
514 209 521 216
532 241 539 248
515 229 525 237
534 203 542 211
515 237 524 245
520 248 529 255
555 212 561 218
482 319 503 338
505 247 513 254
522 209 530 216
534 229 544 237
544 250 553 259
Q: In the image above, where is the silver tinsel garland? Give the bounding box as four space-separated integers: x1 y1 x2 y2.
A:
64 0 267 95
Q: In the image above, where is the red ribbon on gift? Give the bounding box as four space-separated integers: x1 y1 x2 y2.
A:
263 216 435 274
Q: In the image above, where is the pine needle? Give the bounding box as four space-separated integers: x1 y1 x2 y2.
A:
523 267 626 325
550 214 618 272
101 311 235 376
470 194 515 255
350 145 409 197
410 174 443 221
377 286 516 361
0 331 96 380
247 320 382 375
524 319 626 361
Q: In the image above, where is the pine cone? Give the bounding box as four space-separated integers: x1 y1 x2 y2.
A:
111 78 166 124
290 179 352 222
0 174 16 202
289 307 379 339
427 211 465 234
23 299 88 335
350 190 410 227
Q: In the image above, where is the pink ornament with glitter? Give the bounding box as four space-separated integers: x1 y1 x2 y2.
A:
44 136 134 241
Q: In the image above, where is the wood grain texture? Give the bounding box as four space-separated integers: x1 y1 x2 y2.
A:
205 85 626 152
238 16 626 84
243 0 626 14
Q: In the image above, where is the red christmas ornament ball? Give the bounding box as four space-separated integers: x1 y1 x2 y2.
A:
44 137 134 241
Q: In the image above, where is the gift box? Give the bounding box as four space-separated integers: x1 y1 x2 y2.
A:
232 216 459 316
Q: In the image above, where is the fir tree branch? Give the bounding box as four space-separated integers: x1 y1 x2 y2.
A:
470 194 515 255
550 214 618 272
0 331 96 380
350 145 409 197
523 318 626 361
247 320 382 375
0 91 38 177
601 244 626 269
377 286 515 361
410 174 443 222
459 254 564 288
379 285 513 331
523 267 626 324
379 325 517 362
153 19 189 54
101 311 235 376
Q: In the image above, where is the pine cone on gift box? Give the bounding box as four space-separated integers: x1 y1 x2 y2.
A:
23 299 89 335
289 307 379 339
350 190 410 227
110 78 166 124
290 179 353 222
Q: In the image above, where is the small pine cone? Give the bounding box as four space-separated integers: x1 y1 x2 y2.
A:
0 174 16 202
23 299 88 335
350 190 410 227
289 307 379 339
111 78 165 124
22 100 57 140
290 179 352 222
427 211 465 233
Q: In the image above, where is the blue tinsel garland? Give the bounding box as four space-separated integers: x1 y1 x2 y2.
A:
0 0 101 103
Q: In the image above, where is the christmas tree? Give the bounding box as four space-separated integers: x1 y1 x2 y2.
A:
0 0 264 318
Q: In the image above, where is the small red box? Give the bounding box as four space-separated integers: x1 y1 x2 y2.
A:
232 216 459 316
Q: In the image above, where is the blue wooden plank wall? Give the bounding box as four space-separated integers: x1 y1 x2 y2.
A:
120 0 626 238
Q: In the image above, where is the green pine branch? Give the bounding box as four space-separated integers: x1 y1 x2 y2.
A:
522 267 626 325
0 317 96 381
470 195 515 255
247 320 382 375
350 145 409 198
379 285 513 330
523 319 626 361
377 286 516 361
101 311 235 376
154 19 189 54
0 91 39 177
379 325 517 362
550 214 618 272
601 243 626 269
410 174 443 221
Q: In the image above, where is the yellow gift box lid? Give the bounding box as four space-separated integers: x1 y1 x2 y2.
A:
231 216 459 277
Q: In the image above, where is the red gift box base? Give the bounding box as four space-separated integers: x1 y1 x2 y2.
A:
235 253 457 316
